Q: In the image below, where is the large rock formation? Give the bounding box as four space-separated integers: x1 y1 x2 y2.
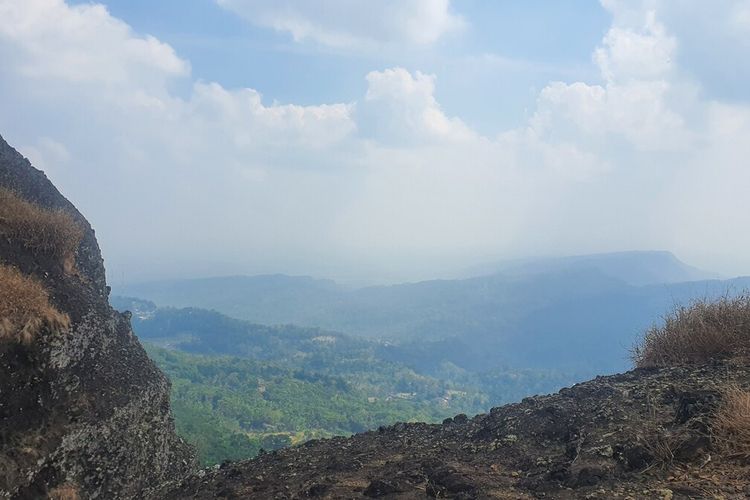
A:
0 135 194 499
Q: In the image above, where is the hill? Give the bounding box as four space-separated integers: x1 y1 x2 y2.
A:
145 345 480 466
117 305 586 465
158 362 750 499
463 250 719 286
116 266 750 373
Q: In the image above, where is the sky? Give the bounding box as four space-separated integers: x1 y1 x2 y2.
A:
1 0 749 284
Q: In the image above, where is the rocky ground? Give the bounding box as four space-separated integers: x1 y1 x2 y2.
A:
159 363 750 499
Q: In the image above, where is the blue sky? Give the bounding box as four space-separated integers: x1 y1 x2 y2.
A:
2 1 750 283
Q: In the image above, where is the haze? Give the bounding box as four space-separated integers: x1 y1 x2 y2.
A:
1 0 749 284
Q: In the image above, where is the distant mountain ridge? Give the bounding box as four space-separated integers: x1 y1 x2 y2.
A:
116 252 750 373
467 250 720 286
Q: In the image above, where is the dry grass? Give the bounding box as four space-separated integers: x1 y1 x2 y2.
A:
47 484 80 500
632 294 750 368
634 395 697 468
637 423 679 467
0 187 83 272
712 386 750 459
0 264 70 344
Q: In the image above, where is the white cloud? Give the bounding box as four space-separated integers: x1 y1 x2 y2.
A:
186 82 355 151
0 0 188 88
1 0 750 281
215 0 464 50
529 10 690 153
594 11 676 83
358 68 475 144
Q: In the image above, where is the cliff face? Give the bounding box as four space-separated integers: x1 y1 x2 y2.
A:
0 135 194 499
160 363 750 499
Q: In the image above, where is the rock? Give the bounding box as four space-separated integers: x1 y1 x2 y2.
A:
674 390 721 424
306 482 330 497
657 488 673 500
453 413 469 424
673 434 711 462
0 135 194 498
502 434 518 443
621 444 653 470
363 478 404 497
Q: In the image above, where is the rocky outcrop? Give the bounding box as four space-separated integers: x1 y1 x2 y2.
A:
0 135 194 499
159 363 750 499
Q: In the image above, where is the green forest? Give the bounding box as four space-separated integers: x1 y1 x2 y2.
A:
146 346 479 465
117 299 589 465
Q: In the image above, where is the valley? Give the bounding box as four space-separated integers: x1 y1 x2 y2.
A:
112 255 750 466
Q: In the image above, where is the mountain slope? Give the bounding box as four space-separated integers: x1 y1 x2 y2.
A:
146 345 480 466
466 250 719 286
158 362 750 499
0 135 193 498
117 268 750 373
117 305 588 465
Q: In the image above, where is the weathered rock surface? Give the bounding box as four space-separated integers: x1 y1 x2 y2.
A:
0 135 194 499
160 363 750 499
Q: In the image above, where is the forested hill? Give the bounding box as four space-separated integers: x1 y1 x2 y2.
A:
114 302 588 465
145 345 474 466
116 259 750 373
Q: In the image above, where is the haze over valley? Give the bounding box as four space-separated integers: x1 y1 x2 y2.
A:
113 250 750 464
3 1 750 497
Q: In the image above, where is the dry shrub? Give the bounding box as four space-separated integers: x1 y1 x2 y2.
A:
0 264 70 344
47 484 80 500
0 187 83 272
712 386 750 459
637 422 679 467
632 294 750 368
633 397 699 469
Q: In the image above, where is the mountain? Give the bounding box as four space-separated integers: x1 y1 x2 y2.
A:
114 302 598 397
466 250 720 286
0 135 193 498
158 362 750 499
116 274 344 325
4 132 750 498
116 263 750 373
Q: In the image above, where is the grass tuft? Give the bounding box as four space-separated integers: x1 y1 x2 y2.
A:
712 386 750 459
47 484 80 500
632 294 750 368
0 264 70 344
0 187 83 272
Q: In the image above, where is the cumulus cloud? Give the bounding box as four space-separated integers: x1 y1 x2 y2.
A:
358 68 475 145
215 0 464 50
0 0 187 88
1 0 750 281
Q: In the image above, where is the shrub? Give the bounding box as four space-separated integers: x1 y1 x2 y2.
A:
712 386 750 459
632 396 699 469
0 265 70 344
0 187 83 272
632 294 750 368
